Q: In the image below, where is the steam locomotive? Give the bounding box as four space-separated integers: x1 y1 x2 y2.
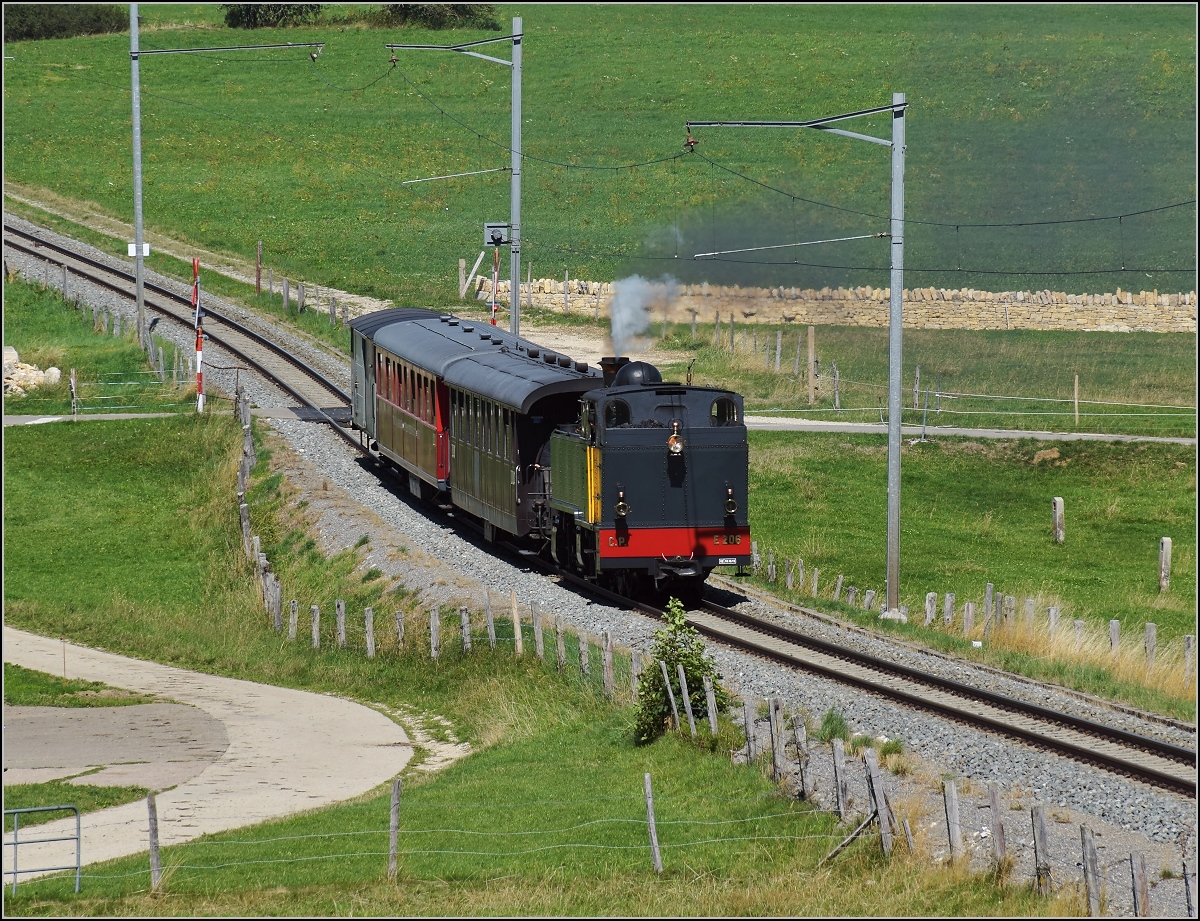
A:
349 308 751 596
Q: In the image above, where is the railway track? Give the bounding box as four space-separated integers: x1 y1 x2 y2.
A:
3 222 362 451
9 220 1194 797
545 566 1195 796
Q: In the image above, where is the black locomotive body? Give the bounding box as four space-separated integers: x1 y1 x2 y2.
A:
349 308 751 595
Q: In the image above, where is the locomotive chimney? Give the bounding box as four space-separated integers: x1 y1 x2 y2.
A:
599 356 630 387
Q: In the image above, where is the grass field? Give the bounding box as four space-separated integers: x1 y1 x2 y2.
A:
3 5 1194 307
657 325 1198 438
740 431 1196 719
2 277 203 416
3 412 1073 916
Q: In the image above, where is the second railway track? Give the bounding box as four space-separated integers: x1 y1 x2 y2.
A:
4 221 359 448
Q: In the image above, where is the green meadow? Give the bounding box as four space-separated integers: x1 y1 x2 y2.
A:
3 4 1195 306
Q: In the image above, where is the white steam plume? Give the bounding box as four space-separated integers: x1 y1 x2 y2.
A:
609 275 680 358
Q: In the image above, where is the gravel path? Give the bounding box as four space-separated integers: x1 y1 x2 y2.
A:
6 214 1196 916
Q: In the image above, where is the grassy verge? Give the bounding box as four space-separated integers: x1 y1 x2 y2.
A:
3 663 155 707
4 780 151 834
3 409 1071 915
741 431 1196 720
2 276 205 416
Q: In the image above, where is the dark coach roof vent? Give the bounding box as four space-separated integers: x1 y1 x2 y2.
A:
528 347 540 359
543 352 557 363
557 355 572 368
462 324 474 332
479 331 491 340
575 361 589 373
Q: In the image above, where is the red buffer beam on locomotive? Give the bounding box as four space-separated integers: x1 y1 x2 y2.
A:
348 310 751 597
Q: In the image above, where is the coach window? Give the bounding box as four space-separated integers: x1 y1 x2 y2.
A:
711 397 739 426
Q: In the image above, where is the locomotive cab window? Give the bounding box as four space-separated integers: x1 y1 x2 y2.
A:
604 399 631 428
710 397 739 426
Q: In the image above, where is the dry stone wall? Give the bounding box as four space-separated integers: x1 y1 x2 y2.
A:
475 276 1196 334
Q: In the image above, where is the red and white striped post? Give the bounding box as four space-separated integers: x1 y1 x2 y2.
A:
192 258 205 413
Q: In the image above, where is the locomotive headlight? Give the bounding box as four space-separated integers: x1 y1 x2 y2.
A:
615 489 630 518
667 421 684 455
724 487 737 515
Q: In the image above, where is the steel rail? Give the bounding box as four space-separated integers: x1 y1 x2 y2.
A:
689 598 1194 796
4 224 364 452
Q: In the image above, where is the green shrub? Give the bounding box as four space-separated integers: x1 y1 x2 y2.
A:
374 4 500 30
220 4 322 29
3 4 126 42
817 708 851 743
632 597 732 744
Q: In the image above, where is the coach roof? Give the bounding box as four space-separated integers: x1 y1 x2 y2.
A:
356 310 602 413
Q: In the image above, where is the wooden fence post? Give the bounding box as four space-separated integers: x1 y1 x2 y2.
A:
793 716 811 799
429 607 439 660
811 568 820 596
846 586 858 608
1024 597 1035 629
533 605 545 660
833 574 844 601
644 773 663 874
1109 620 1120 654
1032 804 1052 895
1159 536 1172 591
147 792 162 893
1081 825 1102 917
743 700 754 760
510 590 523 656
943 780 963 862
1052 497 1065 543
1185 635 1194 680
485 590 496 650
1074 619 1086 651
785 558 794 591
963 601 975 635
1131 852 1150 917
924 592 938 626
365 607 375 659
1145 622 1157 668
336 599 346 648
1048 605 1060 637
578 630 590 676
944 592 955 626
988 783 1007 864
677 663 696 737
807 325 816 404
660 661 679 731
832 738 850 822
631 650 641 697
863 589 876 612
555 617 566 673
288 599 298 641
702 674 718 734
395 610 405 649
863 748 893 856
603 632 614 698
311 604 320 649
388 777 401 881
460 606 472 653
